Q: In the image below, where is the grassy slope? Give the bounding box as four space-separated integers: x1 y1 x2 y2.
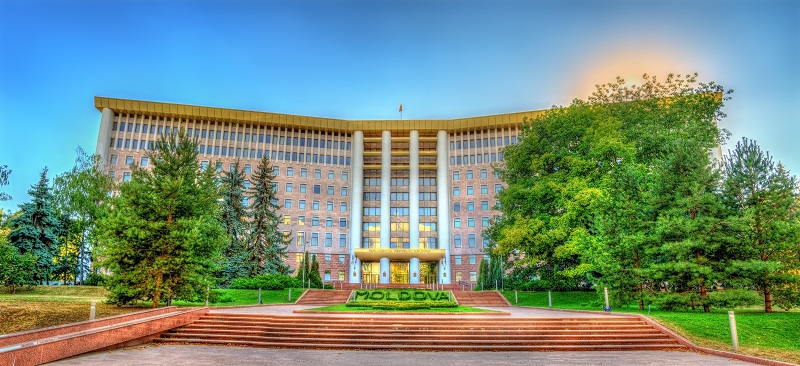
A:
500 290 800 364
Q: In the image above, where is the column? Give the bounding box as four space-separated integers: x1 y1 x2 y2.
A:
379 130 392 284
348 131 364 283
95 108 114 168
436 130 451 284
409 130 420 284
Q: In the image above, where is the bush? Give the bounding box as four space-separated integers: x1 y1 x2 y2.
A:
83 273 109 286
229 273 301 290
707 289 761 308
653 293 692 311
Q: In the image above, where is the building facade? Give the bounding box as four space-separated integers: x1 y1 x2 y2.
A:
94 97 544 285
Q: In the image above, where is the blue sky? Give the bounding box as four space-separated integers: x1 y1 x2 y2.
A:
1 0 798 212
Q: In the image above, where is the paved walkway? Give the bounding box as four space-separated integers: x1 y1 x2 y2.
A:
210 304 624 318
48 305 760 365
51 345 758 365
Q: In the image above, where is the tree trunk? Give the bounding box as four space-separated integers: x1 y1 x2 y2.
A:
696 251 709 313
764 285 773 313
635 252 644 310
153 270 162 308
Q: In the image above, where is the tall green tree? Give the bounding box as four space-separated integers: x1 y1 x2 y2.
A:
308 255 322 288
8 168 61 284
721 137 800 312
247 155 289 276
296 250 311 287
97 129 226 307
217 160 249 285
52 147 113 284
0 234 37 293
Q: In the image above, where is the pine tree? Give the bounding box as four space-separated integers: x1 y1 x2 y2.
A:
218 160 249 285
9 168 61 284
296 250 311 287
248 155 289 276
97 129 227 307
721 138 800 312
309 256 323 288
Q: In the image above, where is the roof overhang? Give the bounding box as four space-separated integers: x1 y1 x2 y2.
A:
354 248 446 262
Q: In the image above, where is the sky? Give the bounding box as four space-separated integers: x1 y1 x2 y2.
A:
1 0 798 212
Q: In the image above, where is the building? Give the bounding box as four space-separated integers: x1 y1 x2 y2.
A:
94 97 544 285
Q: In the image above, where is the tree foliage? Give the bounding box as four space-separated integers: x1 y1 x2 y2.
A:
97 129 226 307
8 168 61 284
721 137 800 311
0 165 11 202
217 160 250 285
247 155 290 276
0 229 37 293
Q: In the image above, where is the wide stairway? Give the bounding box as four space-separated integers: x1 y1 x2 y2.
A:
451 290 511 307
156 314 684 351
294 289 351 305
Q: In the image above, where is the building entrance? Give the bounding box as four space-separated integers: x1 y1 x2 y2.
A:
361 261 440 284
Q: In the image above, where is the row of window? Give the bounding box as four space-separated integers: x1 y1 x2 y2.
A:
113 122 352 151
452 169 495 180
361 237 438 249
453 217 492 228
452 233 490 248
285 215 348 228
361 222 438 232
284 200 348 211
452 184 502 196
293 231 348 247
450 135 517 150
454 201 493 212
451 153 504 165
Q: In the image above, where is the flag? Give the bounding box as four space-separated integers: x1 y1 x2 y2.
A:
399 104 403 113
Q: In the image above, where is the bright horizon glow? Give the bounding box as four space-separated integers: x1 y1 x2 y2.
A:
1 0 798 212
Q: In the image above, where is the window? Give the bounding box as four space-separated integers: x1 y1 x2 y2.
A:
110 154 118 164
300 184 307 193
328 171 335 179
453 187 460 196
272 166 279 175
469 255 476 265
453 171 460 181
339 234 347 248
296 253 303 263
324 270 331 281
325 233 333 247
243 180 251 189
122 172 131 182
467 202 474 211
125 155 134 165
340 187 348 196
455 256 462 265
312 216 320 226
286 167 293 177
466 170 473 179
244 164 252 174
284 199 292 209
468 234 476 248
456 272 463 282
301 168 308 177
468 218 475 227
326 217 333 227
480 169 488 178
327 186 334 195
495 184 502 193
314 169 321 178
313 185 321 194
324 254 331 264
342 171 349 181
299 200 306 209
470 272 477 281
283 215 291 225
312 201 320 210
454 234 461 248
339 218 347 228
298 216 306 226
326 201 334 211
311 232 319 246
454 202 461 212
467 186 474 195
138 156 148 167
483 238 490 248
454 218 461 228
285 183 293 192
482 217 490 227
340 202 347 211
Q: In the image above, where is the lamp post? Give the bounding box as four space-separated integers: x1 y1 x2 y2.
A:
302 239 308 289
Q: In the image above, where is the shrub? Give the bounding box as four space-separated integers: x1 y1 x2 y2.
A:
230 273 301 290
83 273 109 286
707 289 761 308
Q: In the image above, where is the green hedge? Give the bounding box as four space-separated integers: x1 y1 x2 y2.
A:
230 274 301 290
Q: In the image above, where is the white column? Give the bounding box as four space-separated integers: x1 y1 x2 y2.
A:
409 130 420 283
436 130 451 284
348 131 364 283
95 108 114 168
379 130 392 284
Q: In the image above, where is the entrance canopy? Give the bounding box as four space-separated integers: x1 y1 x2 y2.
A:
354 248 446 262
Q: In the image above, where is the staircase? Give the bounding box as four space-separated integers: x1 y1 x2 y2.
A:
294 289 352 305
452 290 511 307
156 314 684 351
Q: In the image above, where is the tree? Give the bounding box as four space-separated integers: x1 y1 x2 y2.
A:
217 160 250 285
247 155 290 276
97 129 226 307
296 250 311 287
721 137 800 312
0 235 37 293
308 255 323 289
0 165 11 202
8 168 61 284
52 147 114 284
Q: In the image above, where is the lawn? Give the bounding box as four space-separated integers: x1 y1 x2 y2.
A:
501 290 800 364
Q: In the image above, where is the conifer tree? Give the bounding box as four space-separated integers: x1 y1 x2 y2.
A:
9 168 61 284
97 129 226 307
248 155 289 276
218 160 249 285
721 137 800 312
309 255 323 288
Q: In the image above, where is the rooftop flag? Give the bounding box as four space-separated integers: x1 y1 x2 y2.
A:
399 104 403 112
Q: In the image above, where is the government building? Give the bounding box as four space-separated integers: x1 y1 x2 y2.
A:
94 97 543 286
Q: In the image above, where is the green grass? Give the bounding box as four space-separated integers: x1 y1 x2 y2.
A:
501 290 800 364
0 285 110 303
306 303 499 313
171 288 305 307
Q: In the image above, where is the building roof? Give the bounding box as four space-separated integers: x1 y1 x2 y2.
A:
95 96 545 134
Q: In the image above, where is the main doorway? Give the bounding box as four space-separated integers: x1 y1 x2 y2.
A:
360 261 441 284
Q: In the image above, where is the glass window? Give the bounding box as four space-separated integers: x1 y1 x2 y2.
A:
314 185 321 194
454 218 461 228
453 187 460 196
314 169 321 178
455 256 462 265
110 154 118 164
122 172 131 182
327 186 334 195
495 184 502 193
312 216 320 226
300 184 307 193
453 203 461 212
311 232 319 246
340 202 347 211
339 234 347 248
283 215 291 225
342 171 349 181
482 217 490 227
467 186 474 195
272 166 280 176
470 272 477 282
125 155 134 165
468 218 475 227
339 218 347 228
480 169 488 178
340 187 348 196
467 202 474 211
284 199 292 209
325 233 333 247
328 170 335 179
453 171 460 180
326 217 333 227
469 255 476 265
454 234 461 248
481 185 488 194
301 168 308 177
243 180 251 189
244 164 252 174
285 183 293 192
326 201 334 211
298 216 305 226
287 167 294 177
466 170 473 179
312 201 320 210
468 234 476 248
140 157 149 167
299 200 306 209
